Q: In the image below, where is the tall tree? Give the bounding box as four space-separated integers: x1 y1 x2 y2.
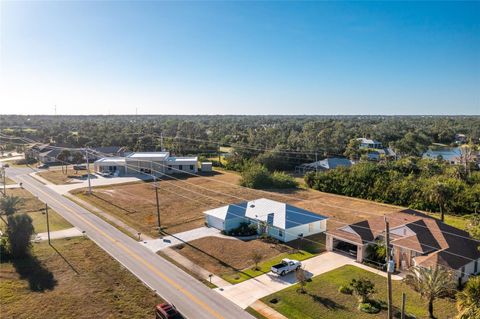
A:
427 180 453 222
0 195 23 225
6 213 34 258
456 276 480 319
57 149 71 174
405 266 456 319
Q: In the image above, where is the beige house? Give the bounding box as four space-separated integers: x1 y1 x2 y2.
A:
326 210 480 284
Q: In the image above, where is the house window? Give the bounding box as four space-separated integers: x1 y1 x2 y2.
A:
461 266 466 278
179 165 183 170
167 165 172 170
279 230 283 237
190 165 194 170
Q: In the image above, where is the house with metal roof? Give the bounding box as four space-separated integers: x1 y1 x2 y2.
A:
204 198 328 242
93 151 198 176
295 157 353 174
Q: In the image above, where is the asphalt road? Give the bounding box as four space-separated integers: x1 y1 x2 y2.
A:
7 167 254 319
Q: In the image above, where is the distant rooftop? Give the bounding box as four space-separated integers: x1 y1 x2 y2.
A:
126 152 170 159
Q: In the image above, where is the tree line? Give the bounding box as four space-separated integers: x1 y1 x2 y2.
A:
304 157 480 217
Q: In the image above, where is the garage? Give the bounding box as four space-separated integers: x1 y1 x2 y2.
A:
333 238 358 258
206 215 225 230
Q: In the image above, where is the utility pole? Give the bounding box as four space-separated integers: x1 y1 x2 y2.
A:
385 216 393 319
154 178 161 235
46 203 51 245
85 148 92 194
1 167 6 196
401 292 406 319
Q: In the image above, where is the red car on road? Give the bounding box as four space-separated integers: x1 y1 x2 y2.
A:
155 303 184 319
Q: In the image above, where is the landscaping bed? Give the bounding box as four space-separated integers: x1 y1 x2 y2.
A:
261 265 456 319
0 237 163 318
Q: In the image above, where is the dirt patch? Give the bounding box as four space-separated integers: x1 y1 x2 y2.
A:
173 236 291 276
71 170 401 238
0 237 162 319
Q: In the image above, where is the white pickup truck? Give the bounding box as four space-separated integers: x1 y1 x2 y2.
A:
271 258 301 276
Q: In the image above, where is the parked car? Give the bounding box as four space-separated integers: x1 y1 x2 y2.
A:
155 303 184 319
73 164 87 170
99 171 113 177
2 163 10 168
37 164 49 169
271 258 301 276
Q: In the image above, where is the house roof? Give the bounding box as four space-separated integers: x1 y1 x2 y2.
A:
126 152 170 159
299 157 352 170
357 138 382 145
166 157 198 164
204 198 327 230
327 210 480 270
93 146 125 154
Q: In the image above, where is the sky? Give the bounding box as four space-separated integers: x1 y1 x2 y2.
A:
0 1 479 115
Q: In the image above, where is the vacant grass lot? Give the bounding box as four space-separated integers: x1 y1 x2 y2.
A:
261 265 457 319
0 237 162 319
0 188 72 233
71 170 405 238
173 236 321 284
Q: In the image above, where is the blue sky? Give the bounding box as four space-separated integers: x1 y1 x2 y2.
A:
1 1 479 115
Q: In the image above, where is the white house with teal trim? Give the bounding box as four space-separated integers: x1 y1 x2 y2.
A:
204 198 328 242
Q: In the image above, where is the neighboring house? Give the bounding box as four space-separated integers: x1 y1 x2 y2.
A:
326 210 480 284
455 134 467 144
93 151 198 176
204 198 328 242
295 157 353 174
26 144 83 164
422 147 462 165
357 138 383 149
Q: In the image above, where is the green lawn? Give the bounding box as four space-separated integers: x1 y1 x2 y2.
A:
222 250 315 284
261 265 457 319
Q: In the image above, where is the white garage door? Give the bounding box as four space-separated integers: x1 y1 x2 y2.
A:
207 215 225 230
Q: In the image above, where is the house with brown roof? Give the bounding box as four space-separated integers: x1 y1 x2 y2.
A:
326 210 480 284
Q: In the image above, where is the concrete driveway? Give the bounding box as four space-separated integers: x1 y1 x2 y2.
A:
215 251 403 308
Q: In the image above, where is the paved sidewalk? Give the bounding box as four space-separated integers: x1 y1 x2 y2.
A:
33 227 83 241
162 247 232 287
250 300 288 319
48 175 147 194
215 252 403 308
141 226 230 252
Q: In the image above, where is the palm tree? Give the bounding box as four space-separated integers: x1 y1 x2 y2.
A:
428 181 453 222
456 276 480 319
57 149 71 174
0 195 23 225
405 266 456 318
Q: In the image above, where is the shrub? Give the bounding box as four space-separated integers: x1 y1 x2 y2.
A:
15 158 37 165
271 172 298 189
358 302 381 314
350 278 376 303
338 285 353 294
240 163 272 189
228 222 258 237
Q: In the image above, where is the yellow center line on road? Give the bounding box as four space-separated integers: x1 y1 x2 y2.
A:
20 176 225 319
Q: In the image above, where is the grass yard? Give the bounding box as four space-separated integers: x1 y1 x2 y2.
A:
261 265 457 319
0 188 72 233
71 170 401 238
0 237 162 319
246 307 269 319
172 236 320 284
